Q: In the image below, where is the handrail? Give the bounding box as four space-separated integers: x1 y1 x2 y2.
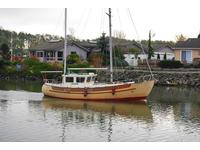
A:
40 71 63 74
68 68 108 70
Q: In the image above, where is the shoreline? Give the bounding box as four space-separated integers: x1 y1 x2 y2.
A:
1 68 200 88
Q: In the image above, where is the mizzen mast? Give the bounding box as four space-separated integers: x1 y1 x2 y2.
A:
108 8 113 83
64 8 67 75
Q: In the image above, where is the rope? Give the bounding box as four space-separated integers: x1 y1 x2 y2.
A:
127 8 154 79
52 9 64 38
79 9 92 36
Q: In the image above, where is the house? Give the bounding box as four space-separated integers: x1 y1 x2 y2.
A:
123 42 174 66
151 45 174 60
29 40 90 62
174 36 200 63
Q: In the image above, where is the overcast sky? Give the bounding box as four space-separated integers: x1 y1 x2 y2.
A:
0 1 200 41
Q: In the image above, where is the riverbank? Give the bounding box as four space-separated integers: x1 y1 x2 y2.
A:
1 68 200 87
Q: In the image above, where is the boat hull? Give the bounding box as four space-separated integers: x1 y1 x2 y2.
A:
42 80 154 101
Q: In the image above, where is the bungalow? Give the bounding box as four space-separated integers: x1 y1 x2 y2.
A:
174 36 200 63
29 40 90 62
123 43 174 66
151 45 174 60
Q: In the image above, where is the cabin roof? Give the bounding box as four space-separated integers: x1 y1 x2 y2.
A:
63 73 97 77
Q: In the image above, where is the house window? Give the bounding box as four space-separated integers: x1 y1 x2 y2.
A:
71 51 77 55
58 51 63 61
181 50 192 63
36 52 43 57
44 51 56 61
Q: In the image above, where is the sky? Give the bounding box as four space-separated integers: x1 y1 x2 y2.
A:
1 0 200 41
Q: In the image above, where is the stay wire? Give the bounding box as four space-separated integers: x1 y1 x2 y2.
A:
127 8 154 79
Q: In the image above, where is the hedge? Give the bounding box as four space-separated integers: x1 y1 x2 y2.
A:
158 60 183 68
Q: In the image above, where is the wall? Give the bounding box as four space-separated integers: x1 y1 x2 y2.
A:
192 49 200 60
65 45 87 60
175 49 200 63
96 69 200 87
174 49 181 61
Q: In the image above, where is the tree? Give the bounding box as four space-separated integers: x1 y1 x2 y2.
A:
176 34 187 42
127 46 140 55
198 33 200 39
157 53 160 60
148 31 154 59
97 33 109 66
0 43 10 60
164 53 167 60
113 46 124 60
113 30 126 39
66 54 81 64
97 33 108 53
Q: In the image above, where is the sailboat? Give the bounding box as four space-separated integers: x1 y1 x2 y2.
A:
42 8 155 101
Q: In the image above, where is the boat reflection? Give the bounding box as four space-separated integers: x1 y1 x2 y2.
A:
42 96 152 121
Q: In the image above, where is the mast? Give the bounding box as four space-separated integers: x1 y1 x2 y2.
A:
10 33 13 62
108 8 113 83
64 8 67 75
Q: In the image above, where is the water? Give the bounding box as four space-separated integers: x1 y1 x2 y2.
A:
1 80 200 142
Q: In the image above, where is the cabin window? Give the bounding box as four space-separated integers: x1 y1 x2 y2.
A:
76 77 85 83
86 77 91 82
66 77 74 82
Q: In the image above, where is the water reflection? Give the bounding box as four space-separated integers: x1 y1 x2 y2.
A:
42 97 152 141
149 86 200 103
0 79 42 92
2 83 200 141
0 99 8 112
42 97 152 121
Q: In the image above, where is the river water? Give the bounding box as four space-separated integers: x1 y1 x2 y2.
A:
0 80 200 142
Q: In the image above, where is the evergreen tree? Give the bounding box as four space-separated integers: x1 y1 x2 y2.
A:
97 33 109 66
0 43 10 60
148 31 154 59
164 53 167 60
157 53 160 60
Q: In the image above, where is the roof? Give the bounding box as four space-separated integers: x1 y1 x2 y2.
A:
175 38 200 49
154 45 173 52
29 40 90 52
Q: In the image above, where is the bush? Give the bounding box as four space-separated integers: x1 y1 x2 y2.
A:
4 65 16 74
67 61 90 68
66 54 81 64
113 57 129 67
158 60 183 68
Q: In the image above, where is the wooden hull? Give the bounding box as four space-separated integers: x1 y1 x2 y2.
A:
42 80 154 101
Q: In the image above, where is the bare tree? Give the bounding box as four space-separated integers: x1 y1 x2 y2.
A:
113 30 126 39
176 34 187 42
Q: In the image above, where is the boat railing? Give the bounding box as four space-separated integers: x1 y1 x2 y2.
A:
43 79 61 84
